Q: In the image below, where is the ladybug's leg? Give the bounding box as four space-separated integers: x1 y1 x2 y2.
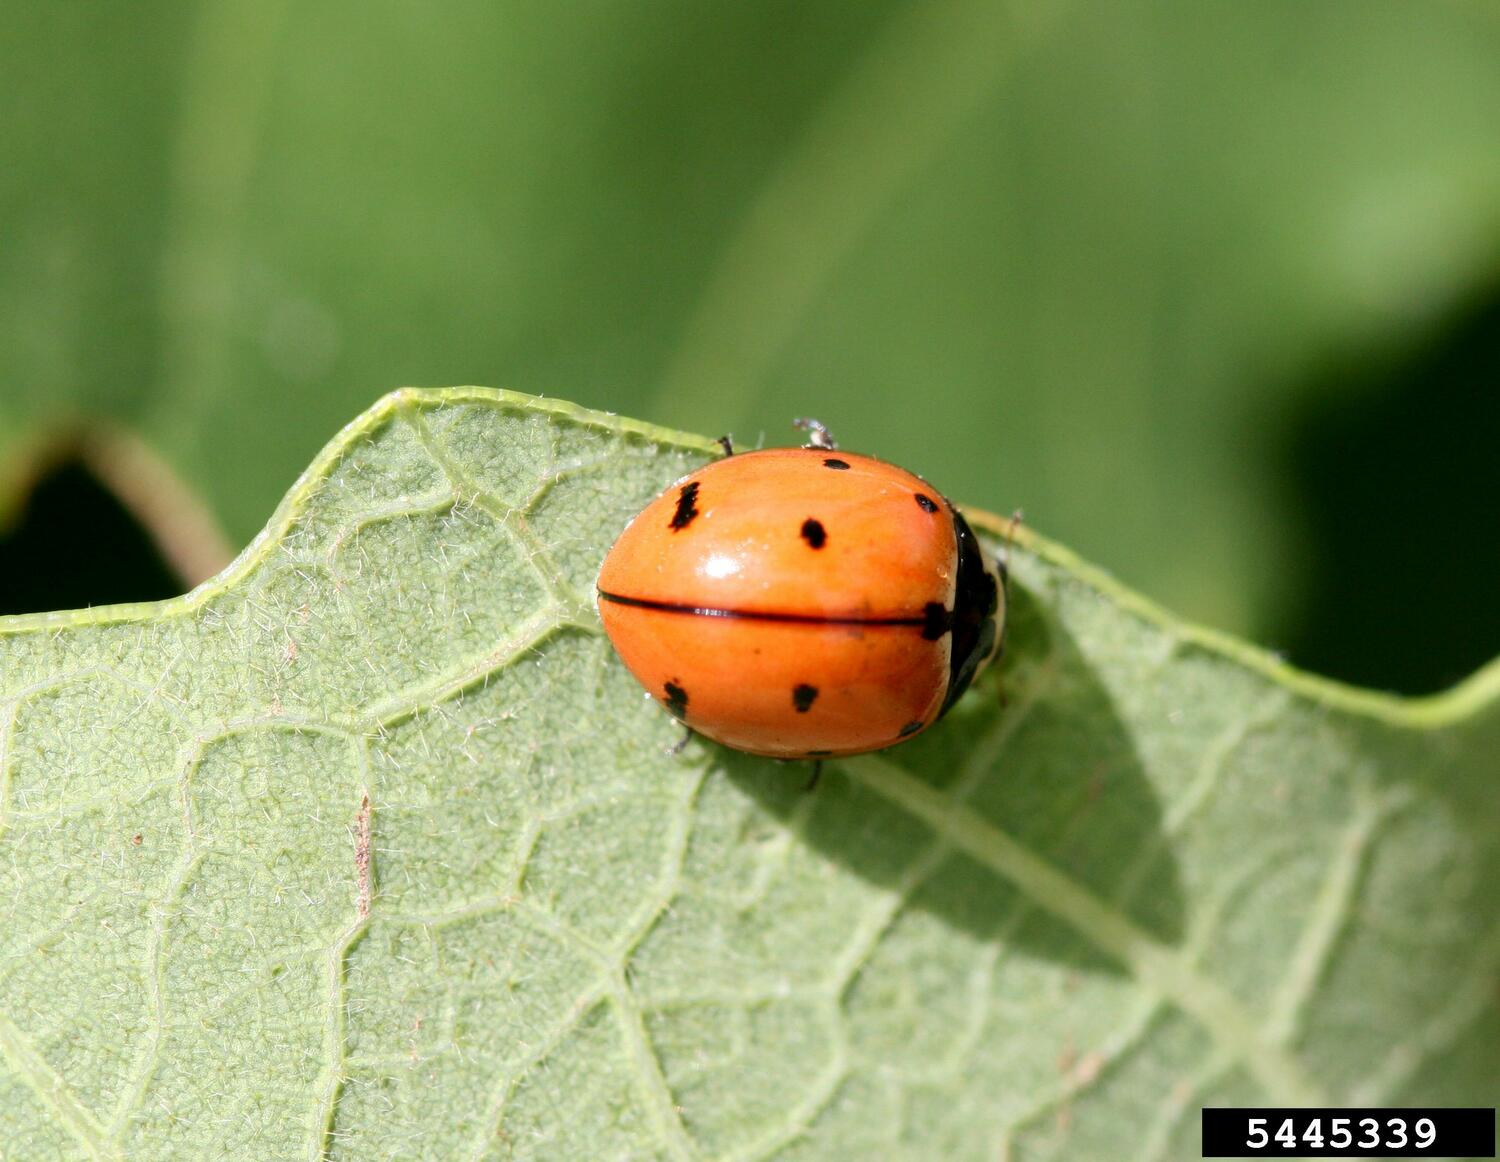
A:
716 434 735 456
792 418 837 450
666 726 694 757
803 760 824 792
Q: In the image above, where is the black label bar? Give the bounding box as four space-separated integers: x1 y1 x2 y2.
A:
1202 1108 1495 1157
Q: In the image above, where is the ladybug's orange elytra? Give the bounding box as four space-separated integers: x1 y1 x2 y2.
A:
596 446 1005 760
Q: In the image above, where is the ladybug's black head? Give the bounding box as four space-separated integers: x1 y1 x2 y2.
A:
941 509 1005 714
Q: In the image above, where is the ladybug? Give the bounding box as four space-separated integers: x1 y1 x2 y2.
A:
596 422 1006 762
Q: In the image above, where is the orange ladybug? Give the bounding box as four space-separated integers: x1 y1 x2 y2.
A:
596 425 1005 760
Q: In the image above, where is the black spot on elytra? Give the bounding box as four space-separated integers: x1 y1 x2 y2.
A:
898 720 924 737
914 493 939 513
792 684 819 712
800 518 827 549
823 458 850 470
669 482 700 530
663 681 689 719
921 602 952 641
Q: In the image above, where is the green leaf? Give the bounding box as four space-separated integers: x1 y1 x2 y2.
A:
2 388 1497 1160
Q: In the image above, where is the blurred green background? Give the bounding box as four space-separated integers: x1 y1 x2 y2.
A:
2 2 1498 694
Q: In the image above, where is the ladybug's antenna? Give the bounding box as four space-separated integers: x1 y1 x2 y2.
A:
999 508 1024 579
793 418 837 450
